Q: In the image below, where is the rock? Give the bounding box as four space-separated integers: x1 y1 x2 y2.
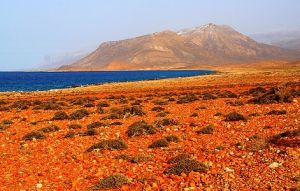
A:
224 167 234 172
269 162 280 169
36 183 43 189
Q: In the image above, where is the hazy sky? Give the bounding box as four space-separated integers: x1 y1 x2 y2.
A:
1 0 300 71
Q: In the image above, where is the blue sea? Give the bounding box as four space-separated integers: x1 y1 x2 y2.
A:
0 70 213 92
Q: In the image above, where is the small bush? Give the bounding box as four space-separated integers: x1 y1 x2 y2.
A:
214 112 223 116
167 154 192 164
165 135 180 143
68 124 82 129
197 125 214 134
1 119 13 125
156 112 169 117
176 94 198 104
0 106 10 111
115 154 132 161
249 87 293 104
248 113 260 117
164 159 208 175
202 93 217 100
217 90 238 98
80 129 97 136
97 101 110 107
64 131 76 138
110 121 123 126
247 136 269 152
96 106 105 114
123 105 145 116
131 154 153 163
22 131 46 141
151 106 165 112
268 129 300 147
127 121 156 137
190 113 198 117
267 110 287 115
0 100 7 105
41 102 62 110
70 109 89 120
226 101 244 106
87 121 106 129
153 100 168 105
52 111 69 120
86 139 128 152
148 138 169 148
38 125 60 133
247 87 267 96
154 118 179 128
225 112 246 121
11 100 31 110
91 174 129 190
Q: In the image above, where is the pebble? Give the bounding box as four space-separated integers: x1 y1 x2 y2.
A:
36 183 43 189
224 167 234 172
269 162 280 169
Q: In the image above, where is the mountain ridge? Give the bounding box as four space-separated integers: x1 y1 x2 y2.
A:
58 23 300 71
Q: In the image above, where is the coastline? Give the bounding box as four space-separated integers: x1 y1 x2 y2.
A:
0 66 299 100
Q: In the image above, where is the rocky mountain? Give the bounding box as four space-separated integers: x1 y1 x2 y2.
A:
58 24 300 71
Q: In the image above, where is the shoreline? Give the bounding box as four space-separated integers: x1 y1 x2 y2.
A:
0 67 299 100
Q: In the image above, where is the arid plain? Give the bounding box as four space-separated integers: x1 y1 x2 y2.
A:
0 62 300 190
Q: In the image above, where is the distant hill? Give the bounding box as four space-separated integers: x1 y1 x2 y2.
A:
58 23 300 71
251 29 300 51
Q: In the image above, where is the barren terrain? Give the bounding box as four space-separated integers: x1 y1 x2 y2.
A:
0 67 300 190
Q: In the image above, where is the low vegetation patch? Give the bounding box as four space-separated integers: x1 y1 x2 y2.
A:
68 124 82 129
127 121 156 137
86 139 128 152
22 131 46 141
148 138 169 148
268 129 300 147
164 159 208 175
225 112 246 121
38 125 60 133
80 129 97 137
151 106 165 112
197 125 214 134
87 121 106 129
52 111 69 120
70 109 89 120
176 94 198 104
267 110 287 115
91 174 129 190
249 87 293 104
247 135 269 152
167 154 192 164
154 118 179 128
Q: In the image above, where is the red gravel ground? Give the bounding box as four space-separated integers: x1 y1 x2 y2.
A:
0 69 299 190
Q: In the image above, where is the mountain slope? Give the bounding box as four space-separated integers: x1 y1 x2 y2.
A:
58 24 300 71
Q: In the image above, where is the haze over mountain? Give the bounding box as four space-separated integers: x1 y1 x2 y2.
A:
251 29 300 51
58 24 300 71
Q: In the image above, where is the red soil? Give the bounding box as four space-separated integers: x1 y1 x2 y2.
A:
0 69 299 190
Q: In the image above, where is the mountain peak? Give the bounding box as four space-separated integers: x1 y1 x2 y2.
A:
177 23 231 35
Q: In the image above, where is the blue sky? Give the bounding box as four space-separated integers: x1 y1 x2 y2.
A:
0 0 300 71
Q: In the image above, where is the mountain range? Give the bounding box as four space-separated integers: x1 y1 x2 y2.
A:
58 23 300 71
